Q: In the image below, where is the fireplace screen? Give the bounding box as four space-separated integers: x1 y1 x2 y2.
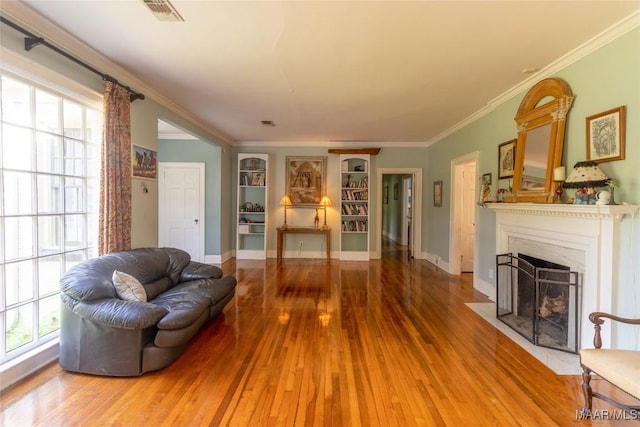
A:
496 253 580 353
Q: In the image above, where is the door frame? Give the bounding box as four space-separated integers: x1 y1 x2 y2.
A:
400 175 412 246
158 162 206 262
375 168 422 259
449 151 478 275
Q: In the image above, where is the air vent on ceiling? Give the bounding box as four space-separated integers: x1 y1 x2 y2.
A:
141 0 184 22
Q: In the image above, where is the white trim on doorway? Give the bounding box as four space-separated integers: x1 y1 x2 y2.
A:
374 168 422 259
158 162 206 262
449 151 478 275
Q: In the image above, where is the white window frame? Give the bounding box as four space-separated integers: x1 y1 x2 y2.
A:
0 48 102 382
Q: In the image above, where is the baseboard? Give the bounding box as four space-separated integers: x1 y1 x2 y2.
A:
474 277 495 301
205 250 233 265
424 251 450 273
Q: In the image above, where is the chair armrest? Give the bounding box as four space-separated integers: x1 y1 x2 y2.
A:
588 312 640 349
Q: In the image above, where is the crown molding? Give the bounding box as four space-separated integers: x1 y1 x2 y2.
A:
0 1 234 146
236 140 428 148
426 10 640 148
3 3 637 149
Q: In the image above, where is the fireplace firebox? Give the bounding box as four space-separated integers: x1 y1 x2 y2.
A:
496 253 580 353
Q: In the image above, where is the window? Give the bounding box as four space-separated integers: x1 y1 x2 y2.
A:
0 71 101 364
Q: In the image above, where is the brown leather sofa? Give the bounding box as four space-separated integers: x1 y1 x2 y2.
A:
59 247 236 376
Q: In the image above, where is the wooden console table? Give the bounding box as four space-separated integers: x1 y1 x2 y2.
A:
276 227 331 263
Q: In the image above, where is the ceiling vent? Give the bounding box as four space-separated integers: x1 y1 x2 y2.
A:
141 0 184 22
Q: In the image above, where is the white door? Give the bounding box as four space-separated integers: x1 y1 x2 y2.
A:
461 163 476 272
158 162 205 262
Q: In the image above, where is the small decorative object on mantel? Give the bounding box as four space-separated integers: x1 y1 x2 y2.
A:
496 187 508 203
605 179 618 205
553 166 566 203
562 161 609 205
477 175 494 206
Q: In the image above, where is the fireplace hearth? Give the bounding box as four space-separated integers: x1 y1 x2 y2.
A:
496 253 580 353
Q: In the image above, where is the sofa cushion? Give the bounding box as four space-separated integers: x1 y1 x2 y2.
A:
580 349 640 399
180 262 223 281
143 277 173 301
112 270 147 302
174 275 237 305
150 288 211 330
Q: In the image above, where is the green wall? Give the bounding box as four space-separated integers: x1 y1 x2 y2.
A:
3 9 638 315
1 15 234 258
425 27 639 320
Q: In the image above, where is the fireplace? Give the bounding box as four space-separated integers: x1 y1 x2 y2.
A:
487 203 638 350
496 253 580 353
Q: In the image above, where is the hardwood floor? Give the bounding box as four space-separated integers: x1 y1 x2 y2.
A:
0 239 630 426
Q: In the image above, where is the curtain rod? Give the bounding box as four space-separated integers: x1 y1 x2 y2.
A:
0 16 145 102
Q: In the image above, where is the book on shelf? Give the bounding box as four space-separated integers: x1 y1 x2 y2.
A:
341 203 368 215
341 189 368 201
341 219 368 232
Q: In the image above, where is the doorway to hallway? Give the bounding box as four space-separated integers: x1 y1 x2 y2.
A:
449 152 478 275
377 168 422 260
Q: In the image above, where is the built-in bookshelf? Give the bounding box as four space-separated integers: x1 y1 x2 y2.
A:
340 154 370 260
236 154 268 259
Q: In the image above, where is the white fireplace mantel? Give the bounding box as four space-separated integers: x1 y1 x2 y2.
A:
486 203 639 220
487 203 639 349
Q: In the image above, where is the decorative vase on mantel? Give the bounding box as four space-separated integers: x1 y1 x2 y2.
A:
608 186 617 205
314 209 320 228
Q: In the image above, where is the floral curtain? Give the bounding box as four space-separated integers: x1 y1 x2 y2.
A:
99 81 132 255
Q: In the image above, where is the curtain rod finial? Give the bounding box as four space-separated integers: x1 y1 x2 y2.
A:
129 93 145 102
24 37 44 51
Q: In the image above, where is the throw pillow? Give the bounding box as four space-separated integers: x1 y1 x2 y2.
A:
112 270 147 302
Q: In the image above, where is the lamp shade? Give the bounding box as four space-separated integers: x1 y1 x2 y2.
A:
319 195 332 207
562 161 609 189
279 195 292 206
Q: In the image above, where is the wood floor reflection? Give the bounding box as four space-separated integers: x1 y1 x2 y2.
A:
0 239 628 426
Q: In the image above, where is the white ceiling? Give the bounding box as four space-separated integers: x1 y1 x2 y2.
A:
5 1 640 146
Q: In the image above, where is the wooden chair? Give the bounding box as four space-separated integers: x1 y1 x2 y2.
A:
579 312 640 415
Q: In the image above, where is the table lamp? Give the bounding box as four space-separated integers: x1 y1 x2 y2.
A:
280 195 292 228
319 195 332 229
562 161 608 204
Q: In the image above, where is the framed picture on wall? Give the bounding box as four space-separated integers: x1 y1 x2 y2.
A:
498 139 516 179
132 145 157 179
433 180 442 207
586 106 626 163
286 156 327 205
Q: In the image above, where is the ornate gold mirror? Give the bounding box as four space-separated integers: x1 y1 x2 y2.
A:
505 78 574 203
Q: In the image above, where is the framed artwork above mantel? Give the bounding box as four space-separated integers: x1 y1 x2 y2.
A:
586 106 626 163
